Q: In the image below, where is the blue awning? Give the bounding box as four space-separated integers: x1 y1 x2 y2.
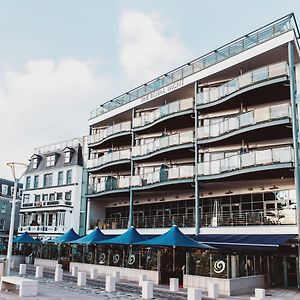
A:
70 228 107 244
194 234 295 251
51 228 80 244
135 225 214 249
96 226 146 245
13 232 42 244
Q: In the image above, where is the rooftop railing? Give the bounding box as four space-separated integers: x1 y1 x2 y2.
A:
197 62 288 105
90 14 297 120
34 137 82 154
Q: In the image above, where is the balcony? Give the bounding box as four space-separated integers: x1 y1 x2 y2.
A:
197 62 288 107
133 98 194 130
88 121 131 147
21 200 72 209
198 146 293 178
87 149 131 171
132 131 194 159
18 225 67 234
198 103 291 143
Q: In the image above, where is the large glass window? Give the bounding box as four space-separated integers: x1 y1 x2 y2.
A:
66 170 72 184
44 173 53 187
33 175 39 189
25 176 31 190
1 203 6 213
58 171 63 186
46 155 56 167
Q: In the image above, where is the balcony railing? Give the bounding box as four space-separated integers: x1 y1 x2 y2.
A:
132 131 194 158
87 149 131 169
18 225 67 233
198 146 293 176
197 62 288 105
88 121 131 145
21 200 72 208
90 14 296 119
133 98 194 128
34 137 82 154
198 103 291 140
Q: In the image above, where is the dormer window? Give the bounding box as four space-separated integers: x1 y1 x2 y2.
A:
31 154 41 169
46 154 56 167
63 147 74 164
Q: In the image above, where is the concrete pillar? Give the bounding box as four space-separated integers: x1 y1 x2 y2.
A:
255 288 265 299
139 274 147 286
19 264 26 275
71 265 78 277
142 281 153 299
105 275 116 292
90 268 98 280
169 278 179 292
112 271 120 282
188 288 202 300
208 282 218 298
55 267 63 282
35 266 43 278
231 255 237 278
77 272 86 287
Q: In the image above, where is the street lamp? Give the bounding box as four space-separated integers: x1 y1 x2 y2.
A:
6 162 27 276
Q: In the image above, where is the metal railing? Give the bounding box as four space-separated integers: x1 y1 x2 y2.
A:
198 146 293 176
88 121 131 145
133 98 194 128
34 138 82 154
90 14 296 119
198 103 291 139
87 149 131 169
132 131 194 157
197 62 288 105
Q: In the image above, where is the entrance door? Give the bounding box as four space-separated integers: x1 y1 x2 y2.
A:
286 257 297 287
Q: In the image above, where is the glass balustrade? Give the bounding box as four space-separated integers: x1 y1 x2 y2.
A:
198 103 291 139
132 131 194 157
87 149 131 169
197 62 288 105
133 98 194 128
88 121 131 145
90 14 295 119
198 146 293 176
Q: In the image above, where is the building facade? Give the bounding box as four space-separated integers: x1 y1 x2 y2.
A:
18 138 85 240
85 14 300 286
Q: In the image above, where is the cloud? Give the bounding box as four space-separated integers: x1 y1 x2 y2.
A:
118 10 190 84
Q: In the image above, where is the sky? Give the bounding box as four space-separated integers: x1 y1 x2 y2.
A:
1 0 300 180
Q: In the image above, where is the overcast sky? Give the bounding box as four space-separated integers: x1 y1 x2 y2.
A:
1 1 300 180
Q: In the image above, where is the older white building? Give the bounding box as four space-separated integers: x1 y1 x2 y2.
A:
18 138 85 240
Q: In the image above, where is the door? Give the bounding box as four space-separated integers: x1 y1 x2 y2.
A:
286 257 297 287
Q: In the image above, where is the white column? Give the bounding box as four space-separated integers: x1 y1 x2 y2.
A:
142 281 153 299
19 264 26 275
105 275 116 292
170 278 179 292
35 266 43 278
55 267 63 282
86 200 91 230
77 272 86 287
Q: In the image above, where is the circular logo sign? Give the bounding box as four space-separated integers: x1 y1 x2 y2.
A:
213 260 226 274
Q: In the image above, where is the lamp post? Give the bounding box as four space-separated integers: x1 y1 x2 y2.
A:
6 162 27 276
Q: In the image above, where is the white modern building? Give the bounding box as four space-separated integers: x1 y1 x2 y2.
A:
18 138 85 240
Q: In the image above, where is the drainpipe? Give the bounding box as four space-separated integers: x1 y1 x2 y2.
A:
288 41 300 288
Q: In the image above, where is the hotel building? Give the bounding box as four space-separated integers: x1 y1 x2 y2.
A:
86 14 300 286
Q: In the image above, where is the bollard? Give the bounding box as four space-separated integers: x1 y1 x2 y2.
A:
142 281 153 299
170 278 179 292
11 260 14 270
77 272 86 287
55 267 63 282
105 275 116 292
35 266 43 278
208 282 218 299
139 274 147 286
90 268 98 280
19 264 26 275
71 265 78 277
188 288 202 300
112 271 120 282
56 264 62 269
255 288 265 299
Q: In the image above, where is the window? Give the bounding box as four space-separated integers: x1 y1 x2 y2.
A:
25 176 31 190
65 151 71 164
1 185 8 195
49 193 55 201
33 175 39 189
42 194 48 202
32 158 39 169
23 194 30 204
1 203 6 213
57 193 63 200
0 219 5 230
46 155 56 167
58 171 63 186
44 173 53 187
65 191 71 201
66 170 72 184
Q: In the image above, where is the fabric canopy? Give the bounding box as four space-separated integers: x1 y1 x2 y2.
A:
135 225 213 249
51 228 80 244
70 228 107 244
13 232 42 244
95 226 146 245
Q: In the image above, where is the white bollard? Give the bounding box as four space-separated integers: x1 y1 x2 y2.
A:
10 260 14 269
112 271 120 282
208 282 219 298
19 264 26 275
255 288 266 299
105 275 116 292
56 264 62 269
188 288 202 300
77 272 86 287
170 278 179 292
55 267 63 282
35 266 43 278
90 268 98 280
142 281 153 299
139 274 147 286
71 265 78 277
